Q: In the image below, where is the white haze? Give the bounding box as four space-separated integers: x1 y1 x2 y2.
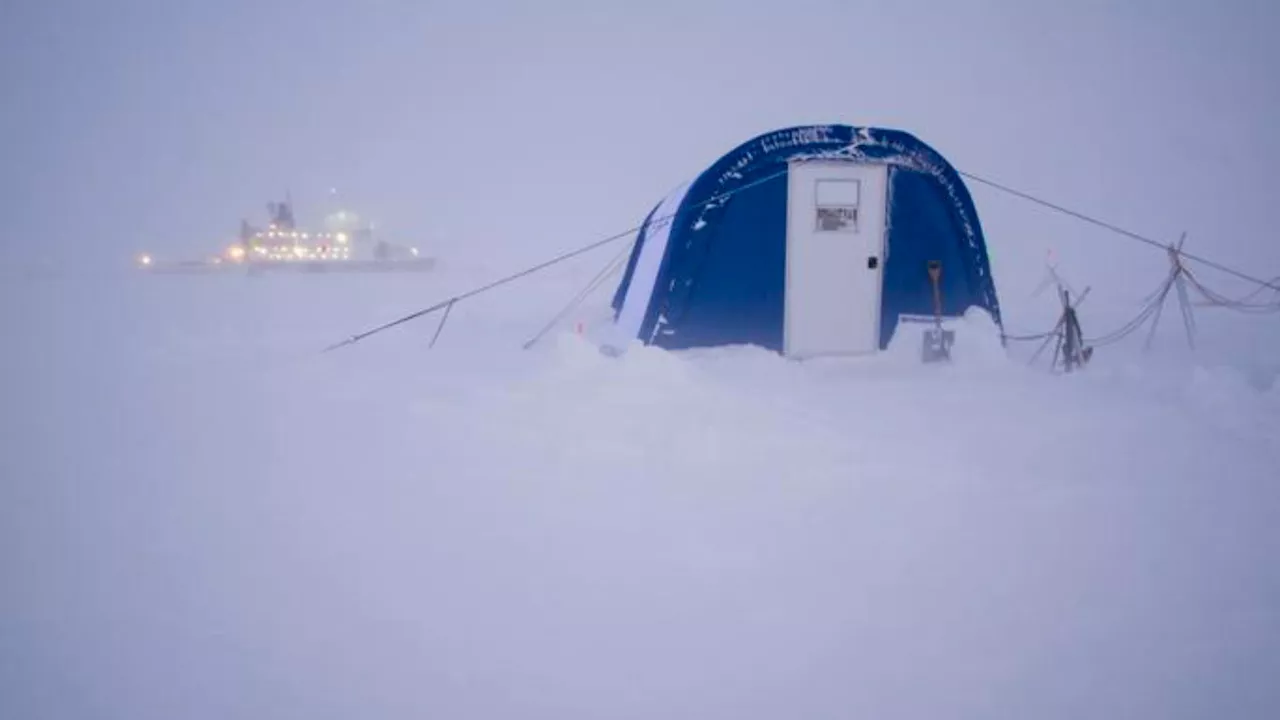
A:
3 1 1280 718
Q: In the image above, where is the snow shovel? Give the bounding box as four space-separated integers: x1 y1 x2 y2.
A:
922 260 955 363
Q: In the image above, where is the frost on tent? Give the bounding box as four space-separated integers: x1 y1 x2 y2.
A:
607 124 1003 357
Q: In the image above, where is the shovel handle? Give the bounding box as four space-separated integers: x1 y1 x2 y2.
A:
927 261 943 318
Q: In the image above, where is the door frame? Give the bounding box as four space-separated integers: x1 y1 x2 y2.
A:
783 158 889 359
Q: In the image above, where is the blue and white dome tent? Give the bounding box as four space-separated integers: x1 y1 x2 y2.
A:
607 124 1003 359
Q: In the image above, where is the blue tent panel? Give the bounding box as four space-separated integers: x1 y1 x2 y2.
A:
612 124 1001 353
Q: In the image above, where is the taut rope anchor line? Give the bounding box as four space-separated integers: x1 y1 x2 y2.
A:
429 299 456 349
958 170 1280 295
322 164 796 353
323 161 1278 355
321 223 648 352
521 241 635 351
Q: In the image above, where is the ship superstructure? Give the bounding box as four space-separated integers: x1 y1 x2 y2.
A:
137 196 433 275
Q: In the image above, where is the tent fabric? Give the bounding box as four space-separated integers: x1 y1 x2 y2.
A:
610 124 1002 352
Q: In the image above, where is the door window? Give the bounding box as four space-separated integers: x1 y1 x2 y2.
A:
814 178 860 232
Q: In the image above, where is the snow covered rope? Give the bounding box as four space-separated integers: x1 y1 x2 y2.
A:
1001 330 1057 342
1185 270 1280 314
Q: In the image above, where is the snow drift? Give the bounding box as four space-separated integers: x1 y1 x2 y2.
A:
2 265 1279 720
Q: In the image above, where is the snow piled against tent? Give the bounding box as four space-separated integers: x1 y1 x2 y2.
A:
3 268 1280 719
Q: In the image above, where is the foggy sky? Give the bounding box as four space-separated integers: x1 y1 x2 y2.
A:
3 0 1279 284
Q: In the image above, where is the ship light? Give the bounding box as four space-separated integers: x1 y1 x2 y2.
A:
138 253 152 266
410 247 419 257
227 245 246 261
335 232 348 245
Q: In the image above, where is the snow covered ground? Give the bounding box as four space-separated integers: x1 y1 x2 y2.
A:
3 260 1280 719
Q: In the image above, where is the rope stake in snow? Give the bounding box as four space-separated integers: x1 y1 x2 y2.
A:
323 297 458 352
1057 289 1090 372
522 241 634 351
1142 236 1197 352
321 226 641 353
1026 286 1092 372
429 298 456 349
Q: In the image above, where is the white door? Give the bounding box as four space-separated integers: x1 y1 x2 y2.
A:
784 159 888 358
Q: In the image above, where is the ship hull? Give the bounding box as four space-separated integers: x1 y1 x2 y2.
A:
142 257 438 275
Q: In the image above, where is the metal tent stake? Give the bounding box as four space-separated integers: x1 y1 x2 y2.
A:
1143 234 1197 353
429 299 455 349
1027 284 1092 373
1056 287 1091 372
